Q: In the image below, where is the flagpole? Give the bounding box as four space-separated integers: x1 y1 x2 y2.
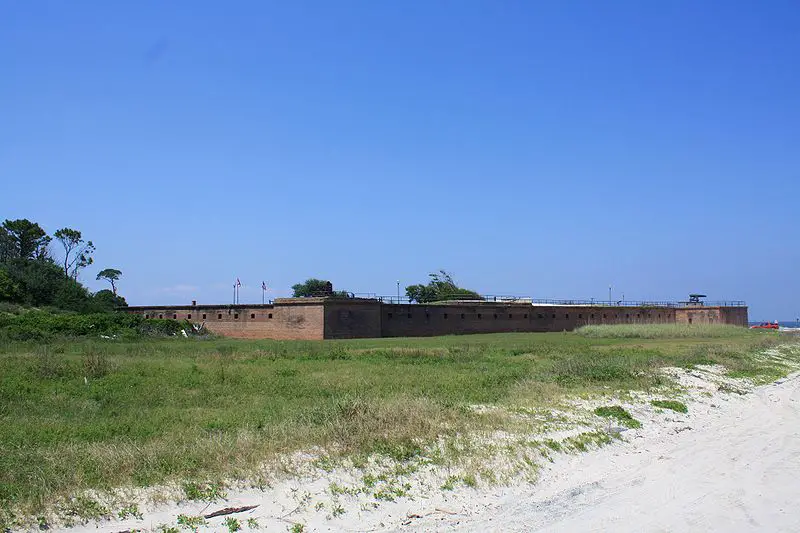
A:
233 283 235 305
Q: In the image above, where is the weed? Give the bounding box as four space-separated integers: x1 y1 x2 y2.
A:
564 431 613 452
594 406 642 429
441 475 458 491
118 503 143 520
462 474 478 488
58 495 108 522
224 516 241 532
182 481 226 502
176 514 207 531
650 400 688 413
544 439 562 451
247 517 260 529
331 504 345 517
289 523 305 533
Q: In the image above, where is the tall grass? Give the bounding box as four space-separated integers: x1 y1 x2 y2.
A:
575 323 763 339
0 329 792 521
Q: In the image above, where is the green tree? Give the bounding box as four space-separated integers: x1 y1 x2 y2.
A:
1 258 66 305
405 270 483 303
92 289 128 311
52 278 94 312
0 267 21 301
96 268 122 294
53 228 95 279
291 278 350 298
1 219 51 260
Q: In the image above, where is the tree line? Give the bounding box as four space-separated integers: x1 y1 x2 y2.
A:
0 218 126 312
290 271 481 303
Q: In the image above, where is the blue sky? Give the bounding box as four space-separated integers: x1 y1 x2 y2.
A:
1 1 798 321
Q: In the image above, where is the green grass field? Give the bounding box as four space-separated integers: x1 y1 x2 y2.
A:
0 325 792 522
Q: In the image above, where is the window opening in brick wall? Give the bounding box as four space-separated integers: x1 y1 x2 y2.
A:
444 313 448 319
565 313 569 319
493 314 498 319
173 314 177 319
268 313 273 319
188 314 192 319
461 313 465 319
144 314 149 319
202 314 207 319
524 314 528 318
552 313 556 318
478 314 482 319
159 314 163 319
407 313 412 319
538 314 543 319
578 314 582 319
590 314 594 319
218 314 222 319
250 313 255 319
509 314 513 319
234 313 239 319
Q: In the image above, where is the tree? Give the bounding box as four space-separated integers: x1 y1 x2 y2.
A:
96 268 122 294
53 228 95 279
291 278 350 298
0 258 66 305
92 289 128 311
1 219 51 260
405 270 483 303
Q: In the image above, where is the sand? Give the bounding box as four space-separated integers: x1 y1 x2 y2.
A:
60 352 800 533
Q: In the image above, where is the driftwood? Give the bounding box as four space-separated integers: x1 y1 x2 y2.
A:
203 504 259 519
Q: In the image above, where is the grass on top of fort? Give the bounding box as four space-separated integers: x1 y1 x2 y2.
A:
0 324 794 522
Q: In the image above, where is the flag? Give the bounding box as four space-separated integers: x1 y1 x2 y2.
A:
236 278 241 287
261 281 267 291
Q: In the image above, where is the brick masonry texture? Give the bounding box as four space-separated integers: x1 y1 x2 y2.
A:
124 298 749 340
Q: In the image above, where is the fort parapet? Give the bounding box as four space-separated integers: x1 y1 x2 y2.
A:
123 297 749 340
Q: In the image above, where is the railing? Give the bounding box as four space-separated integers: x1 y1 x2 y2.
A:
371 294 746 307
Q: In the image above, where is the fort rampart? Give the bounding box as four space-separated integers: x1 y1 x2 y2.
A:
123 297 749 340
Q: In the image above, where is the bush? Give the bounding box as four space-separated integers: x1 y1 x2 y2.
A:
0 311 190 341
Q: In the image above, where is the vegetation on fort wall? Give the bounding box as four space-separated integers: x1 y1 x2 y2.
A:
0 327 792 523
405 270 483 303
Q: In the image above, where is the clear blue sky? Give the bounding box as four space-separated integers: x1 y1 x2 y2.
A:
1 1 798 321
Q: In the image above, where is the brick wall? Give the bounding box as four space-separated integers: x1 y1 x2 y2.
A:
124 299 748 340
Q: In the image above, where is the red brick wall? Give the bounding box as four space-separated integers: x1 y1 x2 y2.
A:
127 303 325 340
125 300 748 340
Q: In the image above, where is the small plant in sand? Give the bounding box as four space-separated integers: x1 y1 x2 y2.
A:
594 406 642 429
117 503 143 520
182 481 226 502
651 400 688 413
224 516 241 532
176 513 207 531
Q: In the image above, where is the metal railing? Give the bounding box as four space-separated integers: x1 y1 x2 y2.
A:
371 294 745 307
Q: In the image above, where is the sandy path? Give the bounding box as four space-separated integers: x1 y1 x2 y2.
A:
427 373 800 532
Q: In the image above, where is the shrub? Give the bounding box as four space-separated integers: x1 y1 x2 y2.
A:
0 311 190 341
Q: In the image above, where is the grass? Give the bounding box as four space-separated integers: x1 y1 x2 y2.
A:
593 406 642 429
576 323 761 339
651 400 688 413
0 324 792 524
